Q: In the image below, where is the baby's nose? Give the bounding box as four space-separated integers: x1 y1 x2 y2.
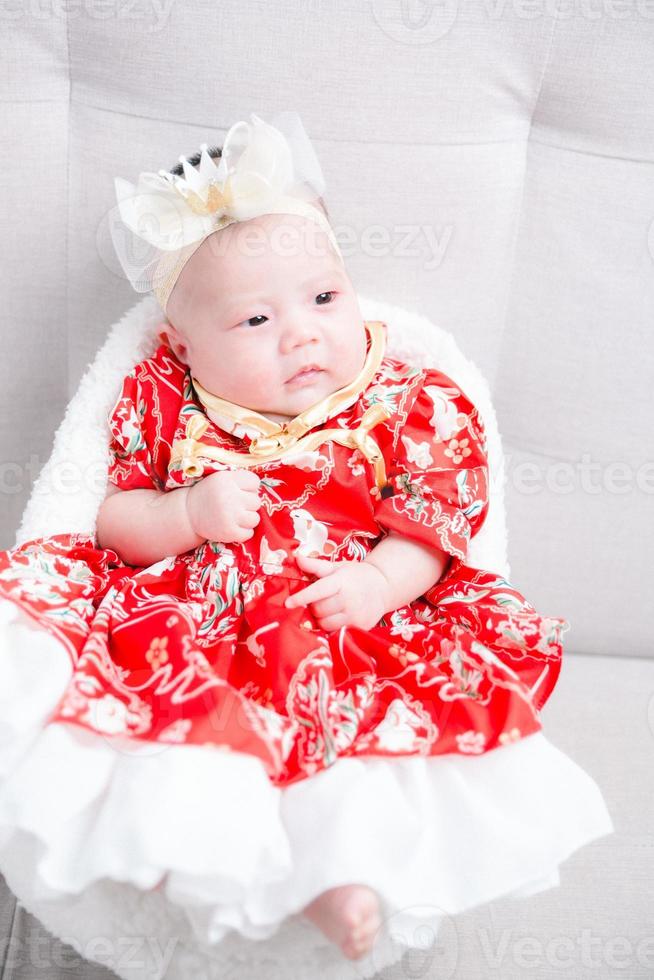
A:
282 320 319 348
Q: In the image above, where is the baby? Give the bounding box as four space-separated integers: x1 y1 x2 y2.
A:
98 192 449 960
81 113 575 968
0 113 584 975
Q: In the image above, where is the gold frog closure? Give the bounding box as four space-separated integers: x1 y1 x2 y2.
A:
170 402 393 489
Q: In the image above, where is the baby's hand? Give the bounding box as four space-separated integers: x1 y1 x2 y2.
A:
185 469 262 544
285 553 389 632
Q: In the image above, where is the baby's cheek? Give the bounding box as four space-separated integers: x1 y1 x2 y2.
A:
250 365 279 388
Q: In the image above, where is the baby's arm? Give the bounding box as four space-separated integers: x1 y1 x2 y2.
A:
96 484 205 567
363 531 451 617
96 469 262 567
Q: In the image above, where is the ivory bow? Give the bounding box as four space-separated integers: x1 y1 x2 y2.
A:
114 111 339 255
170 402 393 490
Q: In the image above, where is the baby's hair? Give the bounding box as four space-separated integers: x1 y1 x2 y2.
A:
169 144 223 176
168 144 330 217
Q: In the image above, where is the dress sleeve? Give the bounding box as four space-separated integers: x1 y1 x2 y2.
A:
107 372 164 492
373 367 489 562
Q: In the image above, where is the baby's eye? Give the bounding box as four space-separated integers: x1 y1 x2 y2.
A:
242 315 267 328
315 291 335 305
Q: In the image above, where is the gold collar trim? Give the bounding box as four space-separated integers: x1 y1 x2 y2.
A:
170 320 393 489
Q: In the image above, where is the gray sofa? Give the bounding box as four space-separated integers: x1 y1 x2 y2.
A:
1 3 652 978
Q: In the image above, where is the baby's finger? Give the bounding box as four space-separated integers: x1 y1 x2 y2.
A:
293 553 336 575
285 575 339 608
236 492 262 515
234 469 262 491
310 593 346 618
238 510 260 529
317 612 347 632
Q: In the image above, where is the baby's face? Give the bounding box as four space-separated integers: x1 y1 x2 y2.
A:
165 212 367 425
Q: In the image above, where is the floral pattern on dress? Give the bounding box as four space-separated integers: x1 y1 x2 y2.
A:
0 334 570 788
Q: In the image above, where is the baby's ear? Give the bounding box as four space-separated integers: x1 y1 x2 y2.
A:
155 321 170 346
162 322 189 364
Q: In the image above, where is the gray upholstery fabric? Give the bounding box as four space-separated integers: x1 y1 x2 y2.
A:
1 3 651 978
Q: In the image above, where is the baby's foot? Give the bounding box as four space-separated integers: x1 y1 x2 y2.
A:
301 883 382 960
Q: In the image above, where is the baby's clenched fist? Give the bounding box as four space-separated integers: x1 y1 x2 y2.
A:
184 469 262 544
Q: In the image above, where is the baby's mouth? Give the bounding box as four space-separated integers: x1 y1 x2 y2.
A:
285 366 324 386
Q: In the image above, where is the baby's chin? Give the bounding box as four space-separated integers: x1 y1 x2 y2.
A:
261 371 342 422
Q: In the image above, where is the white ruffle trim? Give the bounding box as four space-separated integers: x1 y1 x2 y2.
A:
0 597 614 980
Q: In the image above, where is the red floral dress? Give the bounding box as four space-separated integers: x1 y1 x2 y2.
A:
0 326 569 789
